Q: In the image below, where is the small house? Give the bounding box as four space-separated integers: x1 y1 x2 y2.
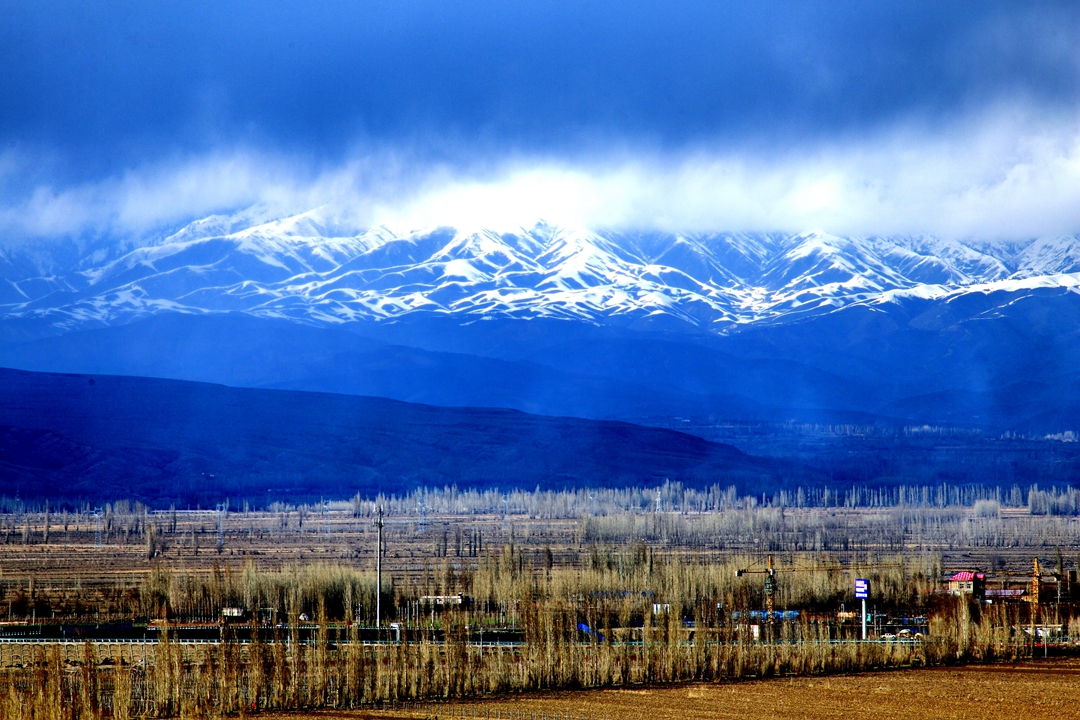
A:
948 571 986 600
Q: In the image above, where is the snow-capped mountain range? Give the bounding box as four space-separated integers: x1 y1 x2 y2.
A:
4 205 1080 335
7 206 1080 433
6 205 1080 334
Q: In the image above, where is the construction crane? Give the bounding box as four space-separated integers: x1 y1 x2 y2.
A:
1029 557 1044 656
1031 557 1042 606
1024 555 1066 608
735 554 783 620
1028 553 1076 606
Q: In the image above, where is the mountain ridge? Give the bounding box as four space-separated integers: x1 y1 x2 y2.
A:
3 207 1080 338
0 365 804 505
5 208 1080 433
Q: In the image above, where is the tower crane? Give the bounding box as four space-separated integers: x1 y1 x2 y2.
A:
1027 553 1075 606
735 554 784 620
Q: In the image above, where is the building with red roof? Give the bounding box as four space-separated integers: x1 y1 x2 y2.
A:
948 571 986 599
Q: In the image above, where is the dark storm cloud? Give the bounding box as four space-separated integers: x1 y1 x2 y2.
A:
3 1 1080 240
3 1 1078 179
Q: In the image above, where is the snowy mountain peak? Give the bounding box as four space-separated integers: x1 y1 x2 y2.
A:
3 206 1080 334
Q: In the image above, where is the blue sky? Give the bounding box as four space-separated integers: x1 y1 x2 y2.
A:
3 1 1080 239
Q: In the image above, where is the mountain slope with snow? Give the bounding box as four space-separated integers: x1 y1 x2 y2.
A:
5 208 1080 431
3 208 1080 337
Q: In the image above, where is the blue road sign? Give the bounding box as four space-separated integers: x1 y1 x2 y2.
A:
855 578 869 599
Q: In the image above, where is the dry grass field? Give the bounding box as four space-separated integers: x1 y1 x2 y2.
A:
263 659 1080 720
0 493 1077 718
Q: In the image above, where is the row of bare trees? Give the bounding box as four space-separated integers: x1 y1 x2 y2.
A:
0 547 1029 719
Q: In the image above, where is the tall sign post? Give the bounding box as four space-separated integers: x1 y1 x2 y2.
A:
855 578 869 640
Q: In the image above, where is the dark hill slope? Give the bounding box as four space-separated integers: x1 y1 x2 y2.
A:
0 367 803 506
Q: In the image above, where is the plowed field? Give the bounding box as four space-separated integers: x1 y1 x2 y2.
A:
264 659 1080 720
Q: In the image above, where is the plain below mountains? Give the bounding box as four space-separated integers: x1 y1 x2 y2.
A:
0 367 806 506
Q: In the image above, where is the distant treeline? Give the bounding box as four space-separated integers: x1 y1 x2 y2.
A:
62 484 1080 558
339 482 1080 519
1 480 1079 520
1 483 1079 561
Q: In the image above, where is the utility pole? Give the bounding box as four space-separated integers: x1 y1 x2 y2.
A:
374 505 384 629
1032 557 1041 657
764 554 776 642
216 503 225 552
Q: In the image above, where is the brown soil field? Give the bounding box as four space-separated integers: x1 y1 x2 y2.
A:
259 660 1080 720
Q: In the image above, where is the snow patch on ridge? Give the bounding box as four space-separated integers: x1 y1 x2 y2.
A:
4 207 1080 333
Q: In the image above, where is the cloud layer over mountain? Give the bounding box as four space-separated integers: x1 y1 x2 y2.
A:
3 3 1080 242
